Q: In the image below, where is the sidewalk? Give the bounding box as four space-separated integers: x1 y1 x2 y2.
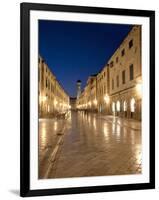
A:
98 115 141 131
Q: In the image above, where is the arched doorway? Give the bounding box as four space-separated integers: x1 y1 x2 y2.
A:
116 101 120 116
130 98 136 118
123 101 127 117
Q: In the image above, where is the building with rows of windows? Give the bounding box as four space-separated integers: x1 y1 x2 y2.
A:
38 56 70 117
76 25 142 120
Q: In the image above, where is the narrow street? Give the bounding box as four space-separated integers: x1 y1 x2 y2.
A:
39 111 141 179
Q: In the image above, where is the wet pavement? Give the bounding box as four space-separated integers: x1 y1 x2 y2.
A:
39 111 142 179
38 118 66 178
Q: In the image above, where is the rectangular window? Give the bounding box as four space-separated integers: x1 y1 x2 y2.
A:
110 61 114 67
116 75 119 87
116 57 118 63
121 49 125 56
129 64 134 80
122 70 125 84
112 79 114 90
129 39 133 49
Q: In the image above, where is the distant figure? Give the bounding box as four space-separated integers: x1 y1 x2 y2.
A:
77 80 81 99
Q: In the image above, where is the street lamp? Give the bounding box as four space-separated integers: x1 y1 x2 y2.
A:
93 99 97 105
39 95 47 103
88 101 91 106
136 82 142 97
54 99 57 106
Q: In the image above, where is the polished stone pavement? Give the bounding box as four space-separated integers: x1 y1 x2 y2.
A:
39 111 141 179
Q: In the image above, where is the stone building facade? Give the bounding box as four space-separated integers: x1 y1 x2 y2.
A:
76 25 142 120
96 65 110 114
38 56 70 117
76 75 98 112
108 25 142 120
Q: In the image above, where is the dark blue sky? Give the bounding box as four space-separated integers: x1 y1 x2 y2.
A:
39 20 132 97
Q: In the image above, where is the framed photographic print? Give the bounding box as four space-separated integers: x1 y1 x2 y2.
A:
20 2 155 197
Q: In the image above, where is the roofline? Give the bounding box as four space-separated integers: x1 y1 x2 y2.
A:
39 55 70 97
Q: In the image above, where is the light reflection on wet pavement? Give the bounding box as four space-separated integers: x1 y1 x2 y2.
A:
39 111 142 179
38 118 65 178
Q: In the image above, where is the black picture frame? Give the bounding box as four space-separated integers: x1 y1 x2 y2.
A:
20 2 155 197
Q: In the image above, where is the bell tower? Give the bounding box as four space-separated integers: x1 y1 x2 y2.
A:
77 80 81 99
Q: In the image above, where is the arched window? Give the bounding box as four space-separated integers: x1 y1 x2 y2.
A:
116 101 120 112
123 101 127 111
112 102 115 112
130 98 135 112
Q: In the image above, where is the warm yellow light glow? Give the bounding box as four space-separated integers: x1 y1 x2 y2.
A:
104 94 110 104
88 101 91 106
93 99 97 105
136 83 142 96
130 98 135 112
93 118 96 130
54 121 57 131
43 96 47 101
54 99 57 106
103 123 108 138
48 105 50 112
112 102 115 112
39 95 47 103
123 101 127 111
116 101 120 112
116 125 121 139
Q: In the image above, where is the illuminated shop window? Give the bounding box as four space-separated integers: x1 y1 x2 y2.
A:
116 101 120 112
112 102 115 112
130 98 135 112
123 101 127 111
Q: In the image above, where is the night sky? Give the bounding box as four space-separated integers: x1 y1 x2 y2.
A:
39 20 132 97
